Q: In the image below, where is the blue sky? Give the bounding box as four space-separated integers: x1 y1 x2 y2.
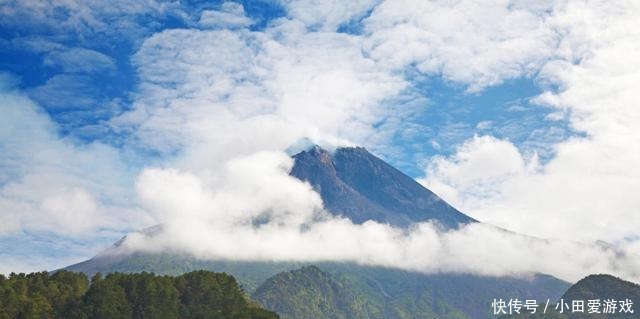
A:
0 0 569 174
1 0 639 277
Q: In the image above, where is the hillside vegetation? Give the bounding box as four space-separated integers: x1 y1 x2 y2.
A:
504 274 640 319
253 265 546 319
0 270 277 319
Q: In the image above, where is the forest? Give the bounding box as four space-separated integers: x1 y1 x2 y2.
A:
0 270 278 319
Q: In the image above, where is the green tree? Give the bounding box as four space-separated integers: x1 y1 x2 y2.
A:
48 271 90 317
176 271 249 319
84 276 132 319
111 272 179 319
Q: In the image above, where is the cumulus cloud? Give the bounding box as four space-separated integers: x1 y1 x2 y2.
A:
419 135 536 204
0 76 150 237
420 1 640 245
362 0 559 91
112 21 407 165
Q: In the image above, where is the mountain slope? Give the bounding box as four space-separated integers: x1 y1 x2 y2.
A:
291 146 475 228
252 266 374 319
65 252 302 293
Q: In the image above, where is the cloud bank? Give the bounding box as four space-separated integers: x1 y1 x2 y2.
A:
121 151 640 283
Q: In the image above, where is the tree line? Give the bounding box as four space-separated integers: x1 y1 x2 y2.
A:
0 270 278 319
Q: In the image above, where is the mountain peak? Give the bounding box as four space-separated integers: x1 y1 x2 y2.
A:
307 145 334 165
291 146 476 228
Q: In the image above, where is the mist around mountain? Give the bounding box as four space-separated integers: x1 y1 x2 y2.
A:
67 145 482 283
65 252 302 293
61 146 638 319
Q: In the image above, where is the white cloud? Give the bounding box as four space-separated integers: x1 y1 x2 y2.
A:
0 78 151 237
421 134 640 243
112 22 406 168
43 47 115 73
476 121 493 130
362 0 558 91
419 135 536 205
28 74 100 110
278 0 561 91
122 151 640 283
280 0 379 31
420 1 640 245
0 0 185 41
136 152 323 233
39 188 100 234
0 254 82 275
199 2 253 29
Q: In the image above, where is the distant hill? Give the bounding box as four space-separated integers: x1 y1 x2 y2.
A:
503 274 640 319
561 274 640 319
252 264 568 319
252 265 373 319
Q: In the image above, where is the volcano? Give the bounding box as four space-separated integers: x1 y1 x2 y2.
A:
291 146 475 228
64 146 568 319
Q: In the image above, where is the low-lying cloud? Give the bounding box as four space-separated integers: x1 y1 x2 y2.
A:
120 150 640 283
